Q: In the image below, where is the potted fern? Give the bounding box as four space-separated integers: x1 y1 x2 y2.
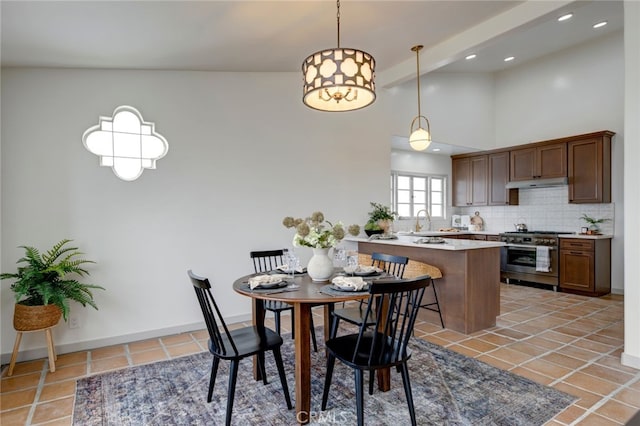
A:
0 239 104 331
580 214 610 235
364 202 396 236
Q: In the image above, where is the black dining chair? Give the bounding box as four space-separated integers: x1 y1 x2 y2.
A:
321 275 431 426
187 270 292 426
329 252 409 339
250 249 317 352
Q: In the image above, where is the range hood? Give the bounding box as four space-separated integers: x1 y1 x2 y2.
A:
505 177 568 189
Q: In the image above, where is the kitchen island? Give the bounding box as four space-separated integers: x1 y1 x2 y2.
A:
344 236 505 334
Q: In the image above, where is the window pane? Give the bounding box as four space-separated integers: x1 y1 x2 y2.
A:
413 177 426 191
397 176 410 189
432 178 442 191
432 205 442 217
432 192 442 204
397 204 411 217
413 191 426 204
398 190 411 203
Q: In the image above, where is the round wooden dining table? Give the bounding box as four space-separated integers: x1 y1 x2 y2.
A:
233 271 370 424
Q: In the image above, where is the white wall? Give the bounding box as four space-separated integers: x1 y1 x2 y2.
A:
0 69 396 360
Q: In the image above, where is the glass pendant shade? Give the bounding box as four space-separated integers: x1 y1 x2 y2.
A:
409 116 431 151
301 0 376 112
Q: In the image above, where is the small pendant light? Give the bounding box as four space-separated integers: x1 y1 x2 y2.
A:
409 45 432 151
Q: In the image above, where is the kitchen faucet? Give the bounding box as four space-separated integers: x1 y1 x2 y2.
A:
415 209 432 232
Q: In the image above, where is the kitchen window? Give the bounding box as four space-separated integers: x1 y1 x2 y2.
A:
391 172 446 219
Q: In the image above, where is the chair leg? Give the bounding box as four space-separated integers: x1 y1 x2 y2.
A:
257 352 268 385
309 312 318 352
321 353 336 410
355 369 365 426
272 347 292 409
399 363 417 426
329 315 340 339
207 357 220 403
274 311 282 335
368 370 375 395
225 360 240 426
432 280 444 328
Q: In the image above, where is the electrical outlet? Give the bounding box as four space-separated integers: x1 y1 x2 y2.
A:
69 316 80 329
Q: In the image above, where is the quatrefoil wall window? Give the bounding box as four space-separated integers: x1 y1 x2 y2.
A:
82 106 168 181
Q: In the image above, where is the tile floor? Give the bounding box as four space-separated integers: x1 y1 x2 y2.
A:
1 283 639 425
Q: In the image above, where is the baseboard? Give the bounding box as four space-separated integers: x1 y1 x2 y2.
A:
621 351 640 370
1 312 252 365
611 288 624 295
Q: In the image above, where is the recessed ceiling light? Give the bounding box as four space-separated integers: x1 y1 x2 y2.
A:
593 21 607 29
504 56 515 62
432 148 441 152
558 13 573 22
465 54 477 60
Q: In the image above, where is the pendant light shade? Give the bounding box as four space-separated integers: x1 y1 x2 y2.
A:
302 0 376 112
409 45 432 151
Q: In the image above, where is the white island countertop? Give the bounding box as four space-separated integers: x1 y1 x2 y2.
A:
558 233 613 240
344 236 505 251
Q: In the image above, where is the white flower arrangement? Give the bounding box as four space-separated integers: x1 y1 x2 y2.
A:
282 211 360 249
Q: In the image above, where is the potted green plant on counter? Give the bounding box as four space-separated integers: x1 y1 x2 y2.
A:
364 202 396 236
580 214 610 235
1 239 104 331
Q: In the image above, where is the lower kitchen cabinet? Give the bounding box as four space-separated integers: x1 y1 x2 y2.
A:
559 238 611 296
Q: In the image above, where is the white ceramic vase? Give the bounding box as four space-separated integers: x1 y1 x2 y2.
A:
307 248 333 282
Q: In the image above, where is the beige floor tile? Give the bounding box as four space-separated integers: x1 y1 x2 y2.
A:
0 406 30 424
525 336 566 351
541 352 587 370
458 338 499 353
488 347 535 365
475 354 515 370
563 371 621 396
190 329 209 340
446 344 481 358
594 356 637 375
422 334 454 347
34 416 73 426
161 333 194 346
553 326 590 339
613 387 640 408
54 351 88 368
39 380 76 402
2 360 45 377
580 364 635 386
538 330 578 344
1 372 41 393
506 341 550 357
128 338 162 353
90 345 126 360
492 327 531 341
131 348 169 365
554 382 604 409
431 329 468 343
595 400 639 424
552 403 587 424
477 333 515 346
573 338 618 354
90 356 130 374
43 364 87 384
577 413 621 425
0 388 37 410
509 367 554 385
521 358 573 379
166 342 203 358
31 396 74 424
555 345 601 362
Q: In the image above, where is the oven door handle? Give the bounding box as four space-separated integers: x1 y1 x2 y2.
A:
505 244 556 250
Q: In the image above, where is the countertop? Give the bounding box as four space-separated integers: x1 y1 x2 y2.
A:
344 236 505 251
558 234 613 240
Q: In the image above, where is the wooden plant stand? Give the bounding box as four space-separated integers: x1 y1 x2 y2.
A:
8 326 57 376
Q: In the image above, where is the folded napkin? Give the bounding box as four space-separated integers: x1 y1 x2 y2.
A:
275 263 304 273
344 264 383 274
331 276 367 291
248 274 288 290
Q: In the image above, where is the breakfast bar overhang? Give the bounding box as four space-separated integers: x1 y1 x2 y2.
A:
346 237 504 334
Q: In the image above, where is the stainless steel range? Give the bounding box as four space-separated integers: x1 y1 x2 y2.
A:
499 231 572 289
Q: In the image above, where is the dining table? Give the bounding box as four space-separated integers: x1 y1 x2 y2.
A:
233 270 378 424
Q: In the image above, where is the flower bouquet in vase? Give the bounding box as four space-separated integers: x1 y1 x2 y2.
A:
283 212 360 281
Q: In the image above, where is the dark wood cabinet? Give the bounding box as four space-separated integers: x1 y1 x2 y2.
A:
510 142 567 181
486 235 501 242
488 151 518 205
568 131 614 204
559 238 611 296
452 155 487 207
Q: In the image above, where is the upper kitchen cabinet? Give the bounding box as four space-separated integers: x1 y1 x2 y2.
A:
568 131 614 204
510 142 567 181
488 151 519 206
452 155 488 207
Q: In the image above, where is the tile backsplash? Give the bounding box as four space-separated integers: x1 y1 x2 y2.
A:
455 186 614 234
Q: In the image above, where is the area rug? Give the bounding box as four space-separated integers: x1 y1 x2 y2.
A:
73 333 575 425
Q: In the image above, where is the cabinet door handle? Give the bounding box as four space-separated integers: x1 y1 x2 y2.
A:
570 251 583 255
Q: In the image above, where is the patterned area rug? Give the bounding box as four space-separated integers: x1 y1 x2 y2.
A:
73 333 575 425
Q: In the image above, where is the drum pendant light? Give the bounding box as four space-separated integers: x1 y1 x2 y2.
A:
409 45 432 151
301 0 376 112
